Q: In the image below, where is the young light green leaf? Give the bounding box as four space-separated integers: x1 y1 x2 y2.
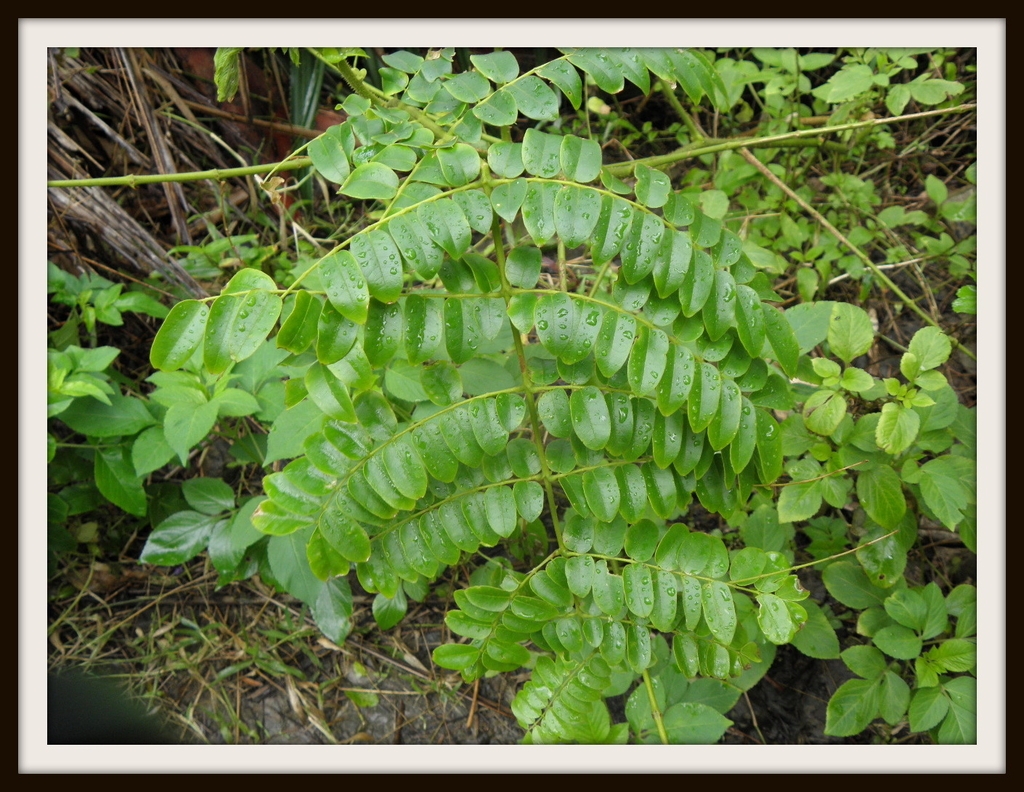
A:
828 302 875 364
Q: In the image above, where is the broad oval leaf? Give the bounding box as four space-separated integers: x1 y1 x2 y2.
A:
151 299 209 371
341 161 399 200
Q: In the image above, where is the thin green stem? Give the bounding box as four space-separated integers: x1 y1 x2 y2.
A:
737 147 975 361
47 158 312 189
642 669 670 745
604 103 977 178
489 210 565 552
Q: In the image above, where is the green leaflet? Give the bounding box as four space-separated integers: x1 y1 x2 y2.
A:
534 292 602 365
620 212 666 285
570 386 611 451
521 181 559 246
687 362 722 434
204 269 282 375
592 194 635 266
150 299 209 372
627 324 669 397
553 184 601 249
386 212 444 280
522 128 564 177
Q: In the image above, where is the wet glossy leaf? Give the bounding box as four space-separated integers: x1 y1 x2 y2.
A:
570 386 612 450
473 87 518 126
341 161 399 200
634 163 671 208
592 560 626 616
151 300 209 371
627 325 669 397
623 562 654 618
703 269 736 342
762 304 800 378
387 212 444 279
620 212 665 285
559 135 602 183
437 142 481 186
521 181 558 246
657 344 695 417
582 467 620 522
490 178 528 223
554 184 601 249
701 580 737 644
522 128 564 177
308 124 351 184
687 362 721 434
680 248 713 317
507 74 560 121
591 195 635 266
204 270 282 375
733 285 766 358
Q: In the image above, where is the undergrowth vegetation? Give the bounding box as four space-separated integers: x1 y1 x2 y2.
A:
47 46 978 745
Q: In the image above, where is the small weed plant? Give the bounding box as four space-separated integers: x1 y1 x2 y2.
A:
48 46 977 744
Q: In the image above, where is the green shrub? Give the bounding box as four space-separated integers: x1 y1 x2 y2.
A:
54 46 977 745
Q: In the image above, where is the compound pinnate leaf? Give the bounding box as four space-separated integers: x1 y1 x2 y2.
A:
151 300 209 371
